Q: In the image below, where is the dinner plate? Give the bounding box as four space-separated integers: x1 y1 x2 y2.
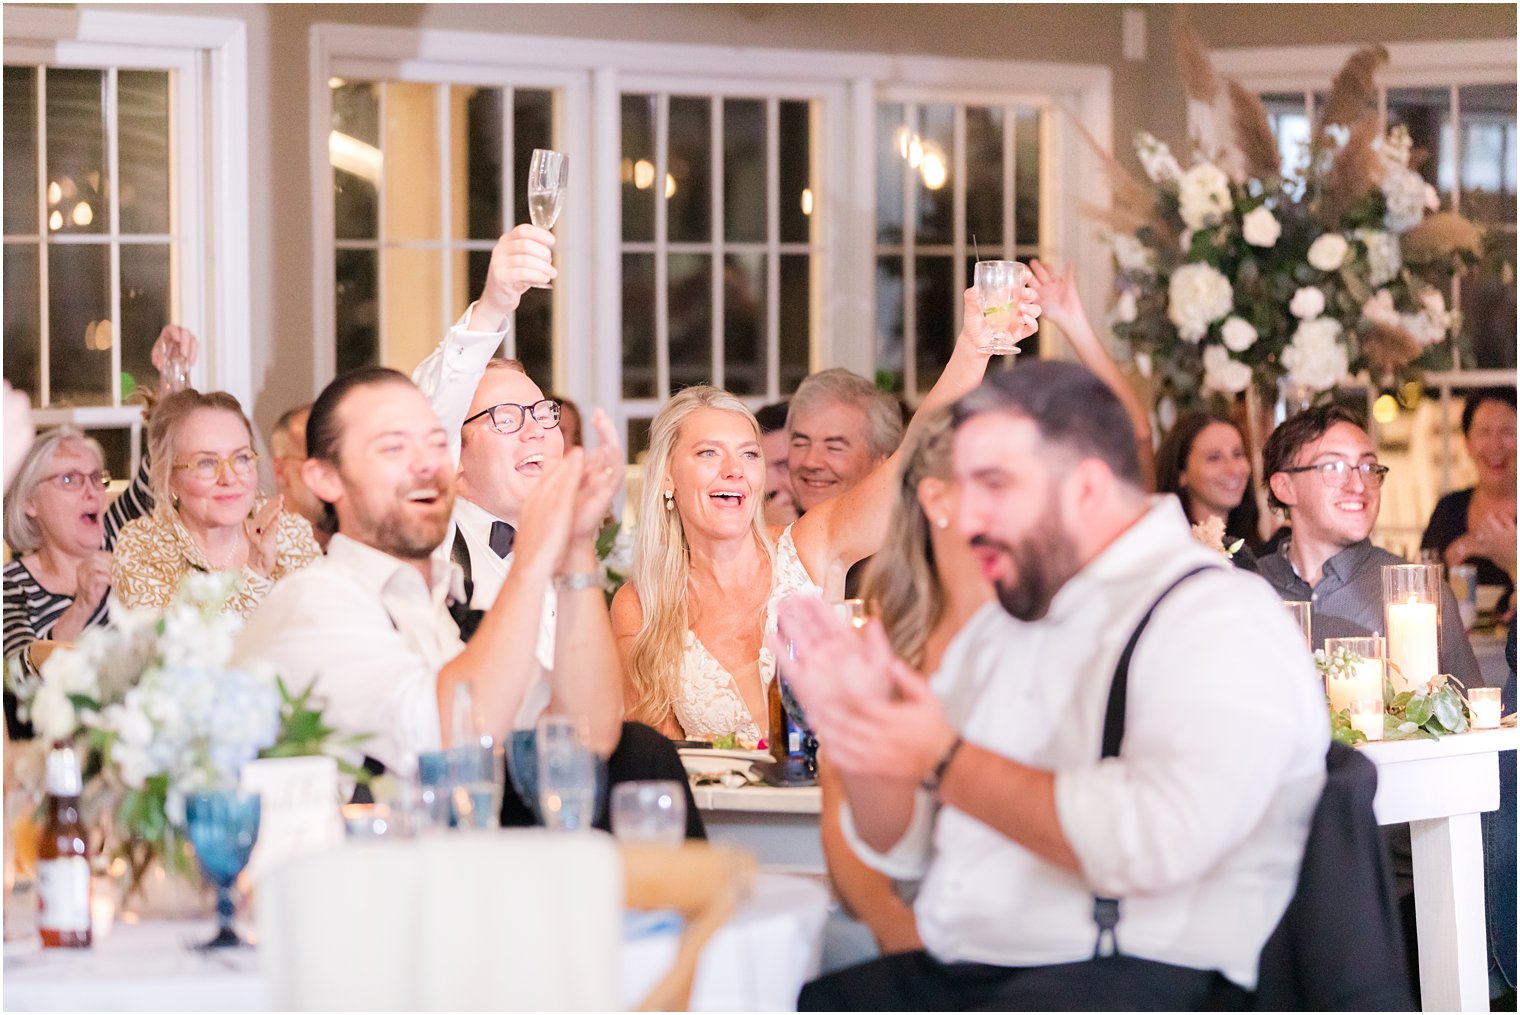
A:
678 747 772 763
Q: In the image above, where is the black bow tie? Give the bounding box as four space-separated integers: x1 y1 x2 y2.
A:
489 520 516 558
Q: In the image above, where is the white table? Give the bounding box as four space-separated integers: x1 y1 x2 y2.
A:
1360 726 1516 1012
694 784 824 873
3 873 830 1012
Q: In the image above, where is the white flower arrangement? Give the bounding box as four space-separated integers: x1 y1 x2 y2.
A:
1167 262 1234 343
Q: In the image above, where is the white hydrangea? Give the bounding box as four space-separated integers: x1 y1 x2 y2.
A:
1220 316 1259 352
1203 345 1253 394
1401 288 1451 347
1283 318 1350 392
1241 206 1281 248
1167 263 1234 343
1110 234 1156 276
1290 286 1327 320
1135 132 1182 184
1113 289 1139 324
29 679 77 743
1307 233 1350 272
1178 162 1233 230
1382 165 1427 233
1355 229 1402 287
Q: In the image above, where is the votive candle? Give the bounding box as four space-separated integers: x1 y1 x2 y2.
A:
1348 699 1384 742
1469 687 1503 730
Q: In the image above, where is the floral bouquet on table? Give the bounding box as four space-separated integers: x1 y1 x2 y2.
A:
1316 644 1469 745
1096 18 1483 418
8 571 361 894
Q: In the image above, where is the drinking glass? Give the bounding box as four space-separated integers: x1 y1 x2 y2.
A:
452 743 502 831
536 717 597 832
527 148 568 289
833 599 867 630
973 260 1027 355
185 791 261 949
610 781 686 845
1283 600 1312 649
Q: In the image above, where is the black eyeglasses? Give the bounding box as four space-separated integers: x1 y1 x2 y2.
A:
463 398 561 435
1279 460 1390 489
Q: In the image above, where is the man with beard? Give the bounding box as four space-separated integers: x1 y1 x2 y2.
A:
779 362 1327 1011
234 367 624 777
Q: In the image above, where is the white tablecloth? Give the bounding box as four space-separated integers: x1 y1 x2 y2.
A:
3 873 830 1012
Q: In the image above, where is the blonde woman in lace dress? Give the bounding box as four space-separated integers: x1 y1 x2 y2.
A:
612 287 1038 744
113 390 320 617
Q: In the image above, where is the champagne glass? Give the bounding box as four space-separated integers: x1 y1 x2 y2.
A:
527 148 568 290
185 791 261 949
973 260 1028 356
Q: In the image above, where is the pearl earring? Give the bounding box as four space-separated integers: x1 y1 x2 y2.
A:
664 490 674 511
935 516 949 529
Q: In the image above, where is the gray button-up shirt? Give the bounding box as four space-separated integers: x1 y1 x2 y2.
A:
1257 537 1488 689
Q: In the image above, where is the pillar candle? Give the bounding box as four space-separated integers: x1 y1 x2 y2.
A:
1386 597 1437 694
1326 658 1383 714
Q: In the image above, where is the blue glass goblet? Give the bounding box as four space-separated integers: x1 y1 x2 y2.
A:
185 791 261 949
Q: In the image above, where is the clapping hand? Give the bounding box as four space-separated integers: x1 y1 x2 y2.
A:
245 496 283 578
1026 259 1087 336
151 325 198 397
1466 512 1518 575
567 410 624 546
470 224 557 330
954 283 1040 360
514 447 585 579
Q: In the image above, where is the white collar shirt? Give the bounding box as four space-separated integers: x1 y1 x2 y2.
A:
843 497 1328 988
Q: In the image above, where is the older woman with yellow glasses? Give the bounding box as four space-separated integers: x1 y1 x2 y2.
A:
112 389 320 616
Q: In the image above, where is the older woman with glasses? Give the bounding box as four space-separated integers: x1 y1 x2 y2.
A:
112 389 320 616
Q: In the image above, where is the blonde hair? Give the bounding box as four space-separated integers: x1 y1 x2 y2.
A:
3 426 105 555
626 386 775 726
858 408 955 670
147 389 257 513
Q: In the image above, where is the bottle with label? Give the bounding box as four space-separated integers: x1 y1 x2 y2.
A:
37 745 91 949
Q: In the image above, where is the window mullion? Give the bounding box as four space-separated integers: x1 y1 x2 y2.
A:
377 83 390 368
1449 84 1462 373
952 104 966 339
502 86 515 358
107 66 122 409
37 66 50 408
437 84 453 346
1003 105 1016 258
765 97 780 400
902 103 918 397
708 99 724 390
655 92 670 400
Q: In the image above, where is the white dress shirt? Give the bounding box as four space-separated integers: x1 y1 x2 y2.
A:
843 498 1328 989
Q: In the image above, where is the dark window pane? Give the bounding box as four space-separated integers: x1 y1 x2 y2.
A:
626 417 653 461
779 100 811 245
876 103 905 246
874 256 904 394
85 427 132 484
1464 228 1517 370
335 248 378 373
385 82 440 241
914 256 954 396
622 253 656 398
461 86 503 240
4 243 39 398
779 254 810 394
332 81 379 241
1015 109 1042 247
1459 84 1516 224
5 66 38 236
46 68 108 236
669 253 712 391
914 104 954 247
513 89 554 230
1386 86 1451 200
668 96 711 244
723 253 765 396
466 250 492 323
724 99 765 244
120 243 170 399
515 287 553 385
965 106 1005 249
48 243 111 406
118 70 170 235
622 94 655 244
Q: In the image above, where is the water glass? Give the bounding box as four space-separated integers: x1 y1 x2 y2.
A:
610 781 687 845
1283 600 1312 649
186 791 261 949
1450 563 1478 630
973 260 1027 355
536 717 597 832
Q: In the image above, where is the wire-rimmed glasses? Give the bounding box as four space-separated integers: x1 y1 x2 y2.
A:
1278 460 1390 488
42 469 111 491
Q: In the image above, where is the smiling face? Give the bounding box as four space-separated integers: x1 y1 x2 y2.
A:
759 428 798 526
667 407 764 543
27 440 107 558
787 399 880 512
307 382 455 560
1182 421 1251 521
1466 399 1517 490
170 408 260 533
457 367 565 524
1270 421 1380 550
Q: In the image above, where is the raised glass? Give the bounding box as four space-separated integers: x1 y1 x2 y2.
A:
974 259 1028 356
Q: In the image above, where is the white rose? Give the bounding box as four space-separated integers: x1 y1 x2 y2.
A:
1290 286 1326 320
1361 289 1400 328
1219 316 1259 352
30 681 76 743
112 743 155 791
1401 287 1452 347
1282 318 1349 392
1307 233 1350 272
1203 345 1253 394
1167 263 1234 343
1241 206 1281 248
1382 165 1427 232
40 646 99 698
1355 229 1402 287
1110 234 1156 275
1178 162 1233 230
1114 289 1138 323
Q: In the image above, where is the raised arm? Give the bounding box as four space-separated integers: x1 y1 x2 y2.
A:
791 285 1038 580
1027 259 1156 489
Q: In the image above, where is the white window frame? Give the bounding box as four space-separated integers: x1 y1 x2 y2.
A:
310 24 1111 440
4 7 252 446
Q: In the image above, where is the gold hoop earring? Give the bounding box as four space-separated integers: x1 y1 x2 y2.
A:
664 490 674 511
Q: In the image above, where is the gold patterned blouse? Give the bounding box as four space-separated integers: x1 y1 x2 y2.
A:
111 503 322 617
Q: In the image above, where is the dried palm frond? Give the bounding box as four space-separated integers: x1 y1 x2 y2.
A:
1227 81 1281 182
1316 45 1388 135
1402 212 1485 264
1172 12 1220 105
1360 320 1424 378
1061 105 1177 247
1317 114 1383 224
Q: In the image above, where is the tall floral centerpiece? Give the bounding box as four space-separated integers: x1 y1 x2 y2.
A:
1098 20 1483 419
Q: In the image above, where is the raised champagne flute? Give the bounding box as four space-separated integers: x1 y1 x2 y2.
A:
973 260 1028 356
527 148 568 289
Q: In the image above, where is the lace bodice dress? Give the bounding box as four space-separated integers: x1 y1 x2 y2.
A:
672 526 818 745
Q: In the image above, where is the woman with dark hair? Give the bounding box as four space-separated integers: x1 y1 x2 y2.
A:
1156 412 1262 570
1422 387 1517 611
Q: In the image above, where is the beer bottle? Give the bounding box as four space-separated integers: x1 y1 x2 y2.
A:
37 745 90 949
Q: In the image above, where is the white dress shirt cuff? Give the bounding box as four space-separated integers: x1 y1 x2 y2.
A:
839 790 936 881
